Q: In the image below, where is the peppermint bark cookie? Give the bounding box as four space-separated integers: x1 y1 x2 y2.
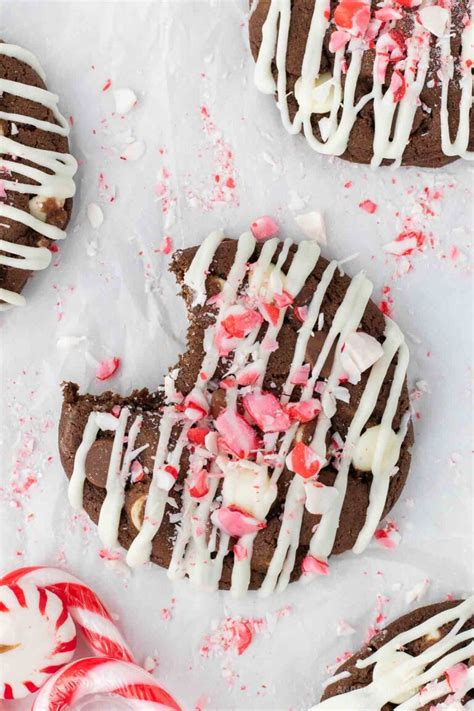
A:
312 596 474 709
59 232 413 596
249 0 474 167
0 42 77 310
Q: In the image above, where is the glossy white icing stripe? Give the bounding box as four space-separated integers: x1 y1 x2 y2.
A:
98 411 144 550
260 270 373 596
440 14 474 159
353 335 410 553
183 229 225 306
127 232 257 568
311 596 474 710
0 43 77 310
169 238 281 587
253 0 472 165
227 239 321 596
68 413 120 510
371 20 431 169
309 318 407 562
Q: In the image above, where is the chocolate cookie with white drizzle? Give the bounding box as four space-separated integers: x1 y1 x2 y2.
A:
0 42 77 310
312 596 474 709
59 231 413 596
249 0 473 167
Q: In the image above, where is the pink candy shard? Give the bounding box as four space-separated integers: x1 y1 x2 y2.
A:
286 399 321 423
215 409 259 459
233 544 248 561
359 199 377 214
273 290 294 308
211 505 266 538
375 7 402 21
250 215 279 241
184 388 209 422
243 391 291 433
188 469 209 499
390 69 406 103
286 442 323 479
221 306 263 339
301 555 329 576
95 357 120 381
445 662 468 692
235 362 263 386
130 460 144 483
374 520 401 549
329 29 351 53
290 364 310 385
259 301 281 326
334 0 371 37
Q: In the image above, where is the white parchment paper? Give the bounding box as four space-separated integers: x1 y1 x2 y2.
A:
0 1 473 709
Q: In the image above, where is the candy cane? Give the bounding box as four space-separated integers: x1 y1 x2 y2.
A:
32 657 181 711
0 583 76 700
0 567 134 663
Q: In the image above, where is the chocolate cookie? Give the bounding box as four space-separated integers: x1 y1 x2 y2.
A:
0 42 77 311
59 231 413 596
312 596 474 709
249 0 474 167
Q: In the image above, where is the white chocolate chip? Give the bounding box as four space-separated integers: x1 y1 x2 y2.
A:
295 72 335 114
218 457 277 521
425 628 441 642
373 651 422 704
130 494 147 531
29 196 64 223
352 425 399 473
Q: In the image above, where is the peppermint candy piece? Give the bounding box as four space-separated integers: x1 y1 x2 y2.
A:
0 566 134 664
0 583 76 700
211 505 266 538
340 331 383 384
32 657 181 711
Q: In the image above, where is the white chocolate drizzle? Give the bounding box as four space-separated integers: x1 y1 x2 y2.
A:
253 0 473 167
0 44 77 310
69 231 411 596
311 596 474 710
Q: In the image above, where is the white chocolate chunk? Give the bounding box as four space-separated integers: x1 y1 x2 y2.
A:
352 425 399 473
29 195 65 223
295 72 335 115
372 651 422 704
218 457 277 520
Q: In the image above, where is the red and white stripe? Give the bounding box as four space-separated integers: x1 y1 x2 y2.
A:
32 657 181 711
0 583 76 700
0 566 134 663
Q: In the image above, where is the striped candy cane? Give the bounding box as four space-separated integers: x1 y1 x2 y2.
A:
0 567 134 663
33 657 181 711
0 583 76 699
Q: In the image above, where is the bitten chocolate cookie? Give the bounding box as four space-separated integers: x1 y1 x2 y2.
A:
312 596 474 709
0 42 77 311
59 230 413 596
249 0 474 167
